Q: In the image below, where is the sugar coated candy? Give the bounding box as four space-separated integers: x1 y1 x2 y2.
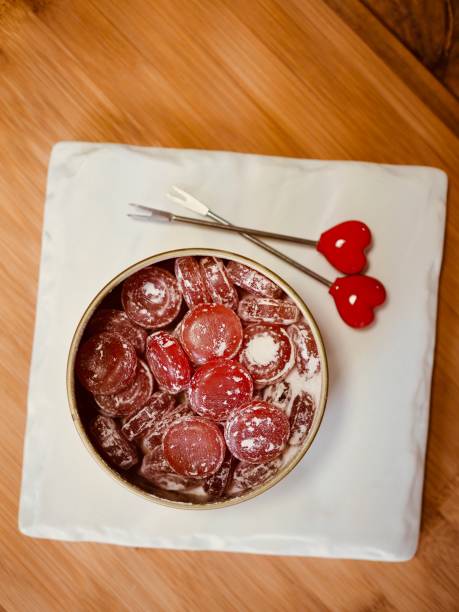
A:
139 445 196 491
144 472 194 492
224 400 290 463
180 303 243 365
239 324 295 387
238 296 299 325
203 452 234 498
231 457 283 492
289 391 315 446
146 331 192 393
175 256 210 308
76 332 137 395
262 380 292 414
95 359 154 418
226 261 282 298
122 266 181 329
163 416 226 478
140 401 192 452
200 257 238 310
121 390 175 441
288 322 320 379
139 444 170 477
188 358 253 421
91 415 138 469
86 308 147 354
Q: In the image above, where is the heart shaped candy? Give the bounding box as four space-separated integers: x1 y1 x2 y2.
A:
329 275 386 328
317 221 371 274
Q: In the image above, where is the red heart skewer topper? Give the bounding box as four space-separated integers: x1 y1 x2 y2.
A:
329 275 386 328
317 220 371 275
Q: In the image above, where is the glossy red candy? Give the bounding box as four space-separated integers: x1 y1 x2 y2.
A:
180 303 243 365
86 308 147 354
140 402 192 452
288 322 320 379
163 416 226 478
95 359 154 418
226 261 282 298
200 257 238 309
232 457 282 492
122 266 181 329
203 452 234 498
317 220 371 275
76 332 137 395
262 380 292 413
329 275 386 328
175 256 210 309
224 400 290 463
289 391 315 446
146 331 192 393
239 324 295 387
238 296 299 325
188 359 253 421
91 415 138 470
121 390 175 441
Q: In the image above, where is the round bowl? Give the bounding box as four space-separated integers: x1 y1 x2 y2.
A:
67 248 328 509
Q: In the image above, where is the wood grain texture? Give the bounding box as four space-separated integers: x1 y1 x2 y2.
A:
1 1 459 610
324 0 459 137
361 0 459 97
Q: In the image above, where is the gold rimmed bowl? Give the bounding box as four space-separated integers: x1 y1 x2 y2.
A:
67 248 328 509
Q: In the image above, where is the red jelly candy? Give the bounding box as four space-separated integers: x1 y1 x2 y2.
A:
188 358 253 421
121 266 182 329
203 452 234 498
262 380 292 413
329 275 386 329
200 256 238 309
226 261 282 298
95 359 154 418
146 331 192 393
232 457 282 492
91 415 138 469
289 391 315 446
86 308 147 354
238 296 299 325
140 402 192 452
317 220 371 275
288 322 320 379
163 416 226 478
76 332 137 395
121 390 175 441
175 256 210 308
224 400 290 463
180 303 243 365
239 324 295 387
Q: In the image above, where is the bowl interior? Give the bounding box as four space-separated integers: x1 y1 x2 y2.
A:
68 248 328 509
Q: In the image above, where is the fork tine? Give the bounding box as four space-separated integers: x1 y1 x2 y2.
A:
169 185 188 200
128 203 154 213
165 192 184 205
127 213 152 220
171 186 203 208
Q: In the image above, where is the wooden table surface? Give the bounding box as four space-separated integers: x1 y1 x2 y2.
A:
2 1 459 610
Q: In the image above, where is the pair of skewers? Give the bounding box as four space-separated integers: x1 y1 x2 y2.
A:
128 187 386 328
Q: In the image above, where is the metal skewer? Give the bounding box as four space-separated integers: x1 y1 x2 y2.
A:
163 187 332 288
128 204 317 246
